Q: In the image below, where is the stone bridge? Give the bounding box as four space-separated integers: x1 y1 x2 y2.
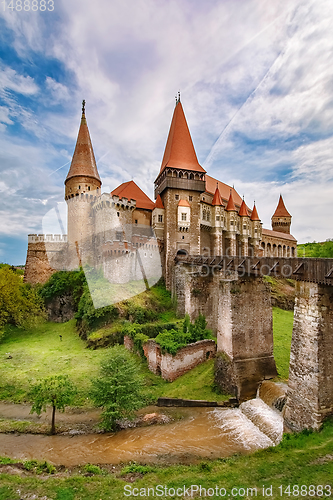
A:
173 255 333 431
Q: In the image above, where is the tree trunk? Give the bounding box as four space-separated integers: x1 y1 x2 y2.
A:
51 405 56 435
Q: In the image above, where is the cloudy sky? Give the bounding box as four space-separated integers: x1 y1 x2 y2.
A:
0 0 332 264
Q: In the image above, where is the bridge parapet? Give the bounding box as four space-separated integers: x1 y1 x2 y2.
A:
175 255 333 286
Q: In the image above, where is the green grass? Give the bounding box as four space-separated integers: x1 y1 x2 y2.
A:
273 307 294 380
0 321 111 405
0 306 294 405
1 419 333 499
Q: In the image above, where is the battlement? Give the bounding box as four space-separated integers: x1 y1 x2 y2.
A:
28 234 68 243
91 193 137 212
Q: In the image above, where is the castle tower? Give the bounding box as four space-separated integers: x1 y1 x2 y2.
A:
211 185 224 256
154 95 206 287
249 203 262 255
225 190 238 256
271 195 292 234
65 101 101 252
238 198 250 256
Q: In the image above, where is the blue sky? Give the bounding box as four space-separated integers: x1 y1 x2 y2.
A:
0 0 333 264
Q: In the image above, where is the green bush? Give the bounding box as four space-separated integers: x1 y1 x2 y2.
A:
83 463 103 475
121 463 156 475
76 285 119 334
155 314 214 355
23 459 56 474
39 269 86 308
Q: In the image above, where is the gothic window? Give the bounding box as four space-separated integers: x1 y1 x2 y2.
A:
158 214 163 223
181 213 187 221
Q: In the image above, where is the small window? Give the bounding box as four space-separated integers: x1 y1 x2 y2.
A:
216 216 220 221
182 235 185 239
116 231 123 241
230 221 233 225
181 213 187 221
78 185 80 189
243 224 246 229
207 212 210 221
135 219 138 224
189 196 192 201
203 197 205 201
88 186 90 191
175 194 179 200
158 214 163 223
117 212 120 217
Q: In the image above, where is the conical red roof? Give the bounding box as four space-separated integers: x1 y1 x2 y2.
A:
111 180 155 210
65 104 101 184
212 186 224 206
154 194 164 209
226 190 237 211
239 199 249 217
250 203 260 221
273 195 291 217
159 100 205 175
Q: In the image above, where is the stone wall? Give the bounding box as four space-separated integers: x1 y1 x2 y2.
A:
142 338 216 382
284 281 333 431
24 236 67 284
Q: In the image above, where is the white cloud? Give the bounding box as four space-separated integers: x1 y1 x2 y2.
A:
0 63 39 96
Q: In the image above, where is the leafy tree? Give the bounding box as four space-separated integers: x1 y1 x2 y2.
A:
90 345 145 431
29 375 77 435
0 267 46 339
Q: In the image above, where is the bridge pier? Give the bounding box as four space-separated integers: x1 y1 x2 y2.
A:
173 263 277 401
214 275 277 401
284 281 333 431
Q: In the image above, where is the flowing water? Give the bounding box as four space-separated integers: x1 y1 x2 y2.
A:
0 384 286 466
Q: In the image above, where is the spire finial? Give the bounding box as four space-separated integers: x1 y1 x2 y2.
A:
82 99 86 115
178 90 181 102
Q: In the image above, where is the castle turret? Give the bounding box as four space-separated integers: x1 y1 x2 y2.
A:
271 195 292 234
65 101 101 251
239 198 250 256
211 185 224 255
249 202 262 255
225 190 238 255
154 95 206 286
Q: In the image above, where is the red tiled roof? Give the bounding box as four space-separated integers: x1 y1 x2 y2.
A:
239 199 250 217
65 108 101 184
262 228 296 242
158 101 206 176
273 195 291 218
111 180 155 210
205 175 243 206
226 190 237 212
250 203 260 221
178 199 190 207
154 194 164 209
212 186 224 206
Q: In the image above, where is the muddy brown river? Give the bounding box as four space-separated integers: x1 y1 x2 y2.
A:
0 399 283 466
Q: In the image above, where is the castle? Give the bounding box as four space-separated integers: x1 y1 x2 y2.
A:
24 98 297 290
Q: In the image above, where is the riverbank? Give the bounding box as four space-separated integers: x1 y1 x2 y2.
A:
1 417 333 500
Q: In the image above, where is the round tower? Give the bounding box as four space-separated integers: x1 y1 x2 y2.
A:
65 101 101 248
271 195 291 234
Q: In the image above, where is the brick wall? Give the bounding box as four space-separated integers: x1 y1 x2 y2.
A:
142 339 216 382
